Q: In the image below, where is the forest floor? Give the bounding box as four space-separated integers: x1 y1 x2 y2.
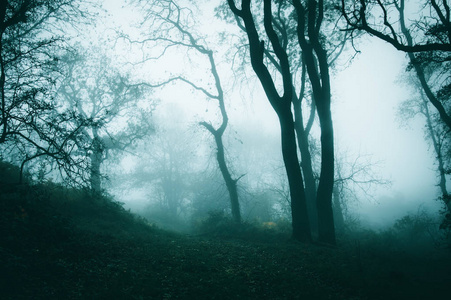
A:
1 183 450 299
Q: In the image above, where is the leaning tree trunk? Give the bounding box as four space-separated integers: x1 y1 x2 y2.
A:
214 133 241 224
201 120 242 224
165 24 244 224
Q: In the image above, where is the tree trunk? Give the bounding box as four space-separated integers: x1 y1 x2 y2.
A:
396 0 451 131
423 98 451 213
90 136 103 194
214 133 241 224
0 37 7 144
227 0 311 241
293 0 336 245
279 107 312 242
315 101 336 244
293 98 318 236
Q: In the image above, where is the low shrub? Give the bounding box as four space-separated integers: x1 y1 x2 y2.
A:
194 211 291 243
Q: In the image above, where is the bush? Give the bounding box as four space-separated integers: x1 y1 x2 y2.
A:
194 211 291 243
195 210 238 236
341 208 450 256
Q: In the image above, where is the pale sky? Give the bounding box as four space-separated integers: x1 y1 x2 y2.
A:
333 38 440 224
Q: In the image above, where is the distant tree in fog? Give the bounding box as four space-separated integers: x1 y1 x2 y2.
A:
399 77 451 222
115 113 203 228
146 128 195 221
57 49 153 192
333 152 391 232
132 0 243 223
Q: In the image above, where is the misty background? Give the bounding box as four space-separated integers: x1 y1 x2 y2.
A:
99 0 440 229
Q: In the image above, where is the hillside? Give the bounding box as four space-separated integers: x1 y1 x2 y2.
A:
1 181 450 299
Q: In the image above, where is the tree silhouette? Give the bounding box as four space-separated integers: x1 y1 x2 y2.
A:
227 0 312 241
342 0 451 130
133 0 243 223
58 49 153 192
342 0 451 218
0 0 94 183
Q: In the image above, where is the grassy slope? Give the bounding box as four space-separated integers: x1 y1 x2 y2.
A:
0 183 450 299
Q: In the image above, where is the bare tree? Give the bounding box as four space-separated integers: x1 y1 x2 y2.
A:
227 0 344 244
58 49 153 193
398 81 451 213
132 0 243 223
292 0 340 244
0 0 96 184
227 0 312 241
333 151 391 231
342 0 451 130
143 128 194 221
342 0 451 227
219 1 351 240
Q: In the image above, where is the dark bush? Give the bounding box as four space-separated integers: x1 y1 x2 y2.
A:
194 211 291 243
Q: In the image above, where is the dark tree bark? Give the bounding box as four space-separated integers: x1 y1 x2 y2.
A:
421 96 451 212
279 106 312 240
228 0 312 242
201 122 241 223
228 0 317 231
293 60 318 235
293 0 335 244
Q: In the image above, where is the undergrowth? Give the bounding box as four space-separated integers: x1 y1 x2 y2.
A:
0 163 450 299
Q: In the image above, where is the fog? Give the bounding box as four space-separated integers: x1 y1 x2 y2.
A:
96 1 443 231
333 39 440 227
3 1 451 298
